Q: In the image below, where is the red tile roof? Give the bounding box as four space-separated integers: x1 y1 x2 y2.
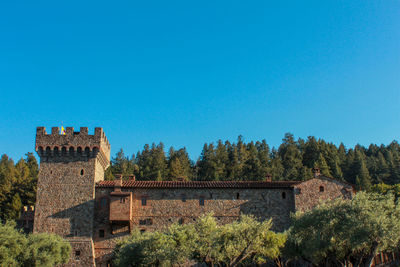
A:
96 180 301 189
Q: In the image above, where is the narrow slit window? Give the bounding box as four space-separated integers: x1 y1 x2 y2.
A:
236 193 240 200
80 169 84 176
141 197 147 206
282 192 286 199
199 197 204 206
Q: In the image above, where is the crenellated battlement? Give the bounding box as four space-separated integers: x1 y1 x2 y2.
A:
35 126 110 169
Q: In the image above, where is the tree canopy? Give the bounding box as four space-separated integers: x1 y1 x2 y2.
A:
284 191 400 267
113 214 286 267
0 221 71 266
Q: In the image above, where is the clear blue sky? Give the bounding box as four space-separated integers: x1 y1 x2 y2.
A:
0 0 399 161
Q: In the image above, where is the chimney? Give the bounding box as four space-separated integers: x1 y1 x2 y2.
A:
129 174 136 181
266 174 272 182
313 167 321 178
115 174 122 191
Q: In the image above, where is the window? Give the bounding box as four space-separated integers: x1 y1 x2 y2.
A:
141 197 147 206
181 194 186 202
199 197 204 206
75 250 81 260
319 186 324 192
179 218 184 225
282 192 286 199
140 229 146 233
236 193 240 200
100 198 107 209
80 169 84 176
99 229 105 238
120 197 126 203
139 218 153 225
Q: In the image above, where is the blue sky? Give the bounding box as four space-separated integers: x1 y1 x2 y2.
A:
0 0 399 161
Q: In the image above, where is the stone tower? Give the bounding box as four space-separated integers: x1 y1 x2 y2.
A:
34 127 110 266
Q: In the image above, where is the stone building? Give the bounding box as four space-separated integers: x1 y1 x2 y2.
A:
31 127 354 267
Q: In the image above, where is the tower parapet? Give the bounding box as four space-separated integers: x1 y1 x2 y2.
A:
35 127 110 169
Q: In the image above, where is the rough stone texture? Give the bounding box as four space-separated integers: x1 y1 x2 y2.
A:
294 176 354 212
33 127 110 267
30 126 354 267
92 186 296 265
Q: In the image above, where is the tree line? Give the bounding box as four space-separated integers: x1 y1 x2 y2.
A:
106 133 400 191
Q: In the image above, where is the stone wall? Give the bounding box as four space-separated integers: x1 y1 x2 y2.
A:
294 177 353 212
92 186 296 265
33 127 110 267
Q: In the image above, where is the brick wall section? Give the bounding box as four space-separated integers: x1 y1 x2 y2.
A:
294 176 353 212
33 127 110 267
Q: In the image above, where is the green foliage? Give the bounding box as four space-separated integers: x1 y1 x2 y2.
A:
0 221 71 266
103 134 400 185
113 214 286 267
0 154 38 221
285 192 400 266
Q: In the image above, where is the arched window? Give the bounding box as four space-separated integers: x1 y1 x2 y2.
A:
85 147 90 156
77 147 82 155
61 147 67 156
69 147 75 155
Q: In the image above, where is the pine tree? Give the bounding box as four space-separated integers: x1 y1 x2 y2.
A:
278 133 303 180
354 150 372 191
314 154 331 177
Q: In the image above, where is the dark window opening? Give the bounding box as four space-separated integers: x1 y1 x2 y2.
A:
75 250 81 260
120 197 126 203
181 194 186 202
199 197 204 206
320 186 324 192
77 147 82 155
100 198 107 209
139 218 153 225
282 192 286 199
236 193 240 200
80 169 84 176
141 197 147 206
179 218 184 225
99 229 105 238
140 229 146 233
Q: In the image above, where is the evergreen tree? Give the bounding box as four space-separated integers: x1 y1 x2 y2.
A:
278 133 303 180
354 150 372 191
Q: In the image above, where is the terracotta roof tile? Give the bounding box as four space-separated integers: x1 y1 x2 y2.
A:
96 180 301 189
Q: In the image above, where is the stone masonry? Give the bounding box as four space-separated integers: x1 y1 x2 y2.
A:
32 127 354 267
